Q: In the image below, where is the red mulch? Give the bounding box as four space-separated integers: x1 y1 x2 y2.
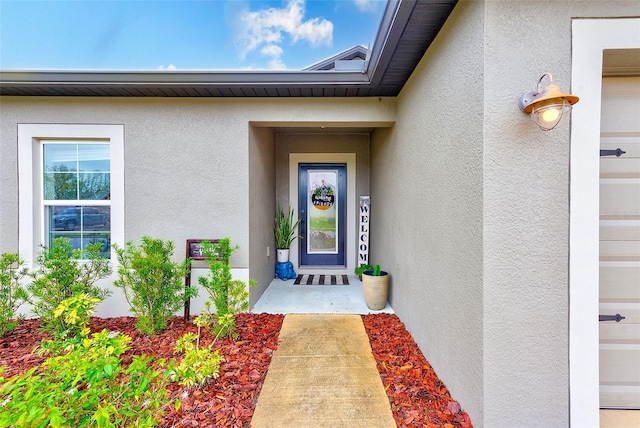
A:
0 313 472 427
362 314 473 428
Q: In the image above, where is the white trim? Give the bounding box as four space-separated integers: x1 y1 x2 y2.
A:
289 153 356 274
570 18 640 427
18 124 125 265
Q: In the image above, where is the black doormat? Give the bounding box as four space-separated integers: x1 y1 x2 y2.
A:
293 274 349 285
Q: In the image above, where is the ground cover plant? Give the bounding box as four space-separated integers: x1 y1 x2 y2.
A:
1 313 472 427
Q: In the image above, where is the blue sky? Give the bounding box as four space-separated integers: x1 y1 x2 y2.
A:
0 0 386 70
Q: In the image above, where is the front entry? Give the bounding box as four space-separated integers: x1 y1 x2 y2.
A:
298 164 346 267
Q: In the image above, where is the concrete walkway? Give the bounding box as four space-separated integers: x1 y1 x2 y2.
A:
251 314 396 428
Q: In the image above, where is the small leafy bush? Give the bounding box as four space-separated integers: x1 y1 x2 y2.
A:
114 236 197 335
0 298 169 428
28 238 111 335
52 293 102 338
197 238 253 338
168 327 222 389
0 253 29 336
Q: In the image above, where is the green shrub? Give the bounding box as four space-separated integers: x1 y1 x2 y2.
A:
0 253 29 336
0 302 169 428
28 238 111 335
113 236 197 335
197 238 253 338
168 328 222 388
52 293 102 338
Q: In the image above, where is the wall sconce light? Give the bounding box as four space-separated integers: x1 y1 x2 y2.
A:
518 73 579 131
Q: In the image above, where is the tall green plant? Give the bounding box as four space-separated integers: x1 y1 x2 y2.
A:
28 238 111 335
0 253 29 336
113 236 196 335
274 203 301 249
197 238 253 338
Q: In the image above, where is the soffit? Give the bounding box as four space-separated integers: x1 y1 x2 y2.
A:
0 0 458 98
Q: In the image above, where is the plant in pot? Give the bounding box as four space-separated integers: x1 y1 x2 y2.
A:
354 263 373 281
361 264 389 310
274 203 302 263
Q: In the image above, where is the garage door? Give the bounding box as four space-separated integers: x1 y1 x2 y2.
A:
599 76 640 409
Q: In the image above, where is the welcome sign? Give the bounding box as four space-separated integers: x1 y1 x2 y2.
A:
359 196 370 266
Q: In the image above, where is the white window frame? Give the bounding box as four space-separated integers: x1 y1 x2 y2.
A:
18 124 124 265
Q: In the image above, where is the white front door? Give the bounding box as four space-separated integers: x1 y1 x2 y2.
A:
599 76 640 409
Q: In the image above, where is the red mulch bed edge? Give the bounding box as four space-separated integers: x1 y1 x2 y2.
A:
0 313 472 427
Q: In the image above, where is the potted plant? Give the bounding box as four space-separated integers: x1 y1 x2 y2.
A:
274 203 301 263
354 263 373 281
361 264 389 310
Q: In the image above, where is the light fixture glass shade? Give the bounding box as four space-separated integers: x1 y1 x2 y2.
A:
531 98 572 131
518 73 579 131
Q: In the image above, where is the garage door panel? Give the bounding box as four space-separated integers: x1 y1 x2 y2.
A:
600 264 640 301
600 347 640 384
600 180 640 216
600 316 640 340
601 385 640 409
600 224 640 241
600 240 640 259
601 136 640 178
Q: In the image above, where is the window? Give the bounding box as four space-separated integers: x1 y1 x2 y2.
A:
18 124 124 264
43 142 111 257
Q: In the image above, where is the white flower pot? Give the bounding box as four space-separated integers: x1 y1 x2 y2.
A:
276 249 290 263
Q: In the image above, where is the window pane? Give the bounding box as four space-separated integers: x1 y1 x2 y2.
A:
79 173 110 200
307 170 338 253
78 145 110 172
43 172 78 200
47 206 111 258
44 144 77 172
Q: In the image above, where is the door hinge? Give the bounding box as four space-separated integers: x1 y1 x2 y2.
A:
600 148 626 157
599 314 626 322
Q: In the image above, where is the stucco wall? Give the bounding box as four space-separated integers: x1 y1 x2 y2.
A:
248 126 276 306
375 1 640 427
483 2 638 427
0 96 395 314
373 1 485 423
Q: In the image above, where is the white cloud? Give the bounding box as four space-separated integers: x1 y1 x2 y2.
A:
261 44 286 69
353 0 380 13
235 0 333 68
157 64 177 71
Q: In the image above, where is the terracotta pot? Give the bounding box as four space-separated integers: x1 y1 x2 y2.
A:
362 271 389 310
276 248 290 263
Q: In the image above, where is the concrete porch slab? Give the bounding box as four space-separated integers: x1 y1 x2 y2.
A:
251 276 394 314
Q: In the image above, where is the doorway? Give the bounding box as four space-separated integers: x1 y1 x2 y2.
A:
298 163 346 267
288 153 357 275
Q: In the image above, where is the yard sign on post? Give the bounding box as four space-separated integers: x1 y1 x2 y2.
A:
184 239 219 322
359 196 370 267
